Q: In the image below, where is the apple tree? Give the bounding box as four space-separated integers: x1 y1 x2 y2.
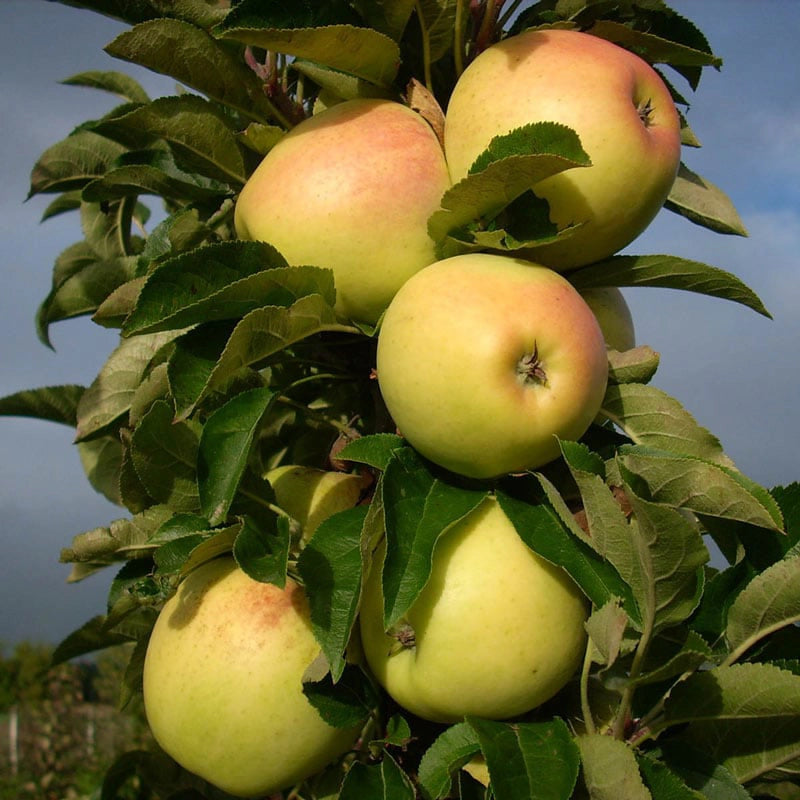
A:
2 1 800 798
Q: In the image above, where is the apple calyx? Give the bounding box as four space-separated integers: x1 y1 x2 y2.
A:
516 342 548 386
388 620 417 654
637 98 654 127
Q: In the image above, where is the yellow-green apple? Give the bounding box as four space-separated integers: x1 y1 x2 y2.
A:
359 496 588 723
375 252 609 479
443 28 681 269
143 558 359 797
580 287 636 351
235 98 451 325
266 464 365 543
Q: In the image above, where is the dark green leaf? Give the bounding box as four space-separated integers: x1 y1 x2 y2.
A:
569 254 770 318
336 433 407 471
0 384 85 426
665 162 749 236
62 70 151 104
297 505 370 682
469 717 580 800
418 721 481 800
233 514 290 585
302 664 374 729
380 448 486 628
105 19 280 123
339 752 416 800
51 616 132 666
197 387 277 525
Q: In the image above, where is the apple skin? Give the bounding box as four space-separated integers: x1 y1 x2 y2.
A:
580 287 636 352
359 496 588 723
143 558 359 798
375 252 609 479
265 464 364 543
443 28 681 270
235 98 451 325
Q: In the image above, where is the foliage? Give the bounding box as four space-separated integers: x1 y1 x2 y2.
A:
2 0 799 798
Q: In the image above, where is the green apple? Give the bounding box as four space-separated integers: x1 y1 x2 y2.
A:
266 464 365 543
444 28 681 270
143 558 359 797
235 98 451 325
580 287 636 352
359 496 588 723
375 252 609 479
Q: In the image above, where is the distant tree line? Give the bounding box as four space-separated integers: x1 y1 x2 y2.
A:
0 641 151 800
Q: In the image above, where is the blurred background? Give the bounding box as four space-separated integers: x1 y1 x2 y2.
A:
0 0 798 653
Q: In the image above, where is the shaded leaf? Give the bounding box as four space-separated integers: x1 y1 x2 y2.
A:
297 505 369 681
339 752 416 800
470 716 580 800
380 448 487 628
105 19 279 123
302 664 375 729
215 1 401 87
599 384 733 466
418 721 481 800
577 733 651 800
129 400 200 511
198 387 277 525
0 384 85 426
666 162 749 237
62 69 151 104
232 514 290 585
607 346 660 385
78 435 124 505
569 254 769 318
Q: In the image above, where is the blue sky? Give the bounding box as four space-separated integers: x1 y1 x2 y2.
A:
1 0 798 646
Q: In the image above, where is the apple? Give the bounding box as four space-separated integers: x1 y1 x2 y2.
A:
580 287 636 352
235 98 451 325
375 252 609 479
265 464 365 543
143 558 360 797
359 496 588 723
443 28 682 270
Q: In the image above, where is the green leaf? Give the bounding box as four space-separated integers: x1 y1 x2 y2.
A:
297 505 370 682
302 664 374 729
169 294 356 419
92 95 248 185
336 433 407 471
428 122 590 253
418 722 481 800
130 400 200 512
618 448 784 531
585 599 631 669
75 330 183 441
292 59 393 104
136 206 216 276
414 0 459 63
237 121 287 155
633 629 712 687
215 1 401 87
41 190 82 221
105 19 280 124
124 244 331 336
232 514 290 585
588 19 722 68
608 346 660 385
625 489 708 634
568 254 770 318
198 387 277 525
0 384 85 426
724 555 800 664
78 435 124 505
51 616 132 666
350 0 415 41
659 743 751 800
665 664 800 784
81 197 136 260
636 754 705 800
380 448 487 628
577 733 652 800
498 489 640 626
28 130 127 196
339 752 416 800
665 163 749 237
82 148 231 204
599 384 733 466
93 277 146 328
61 70 151 104
469 717 580 800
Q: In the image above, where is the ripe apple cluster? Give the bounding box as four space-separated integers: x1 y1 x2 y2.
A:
144 28 681 797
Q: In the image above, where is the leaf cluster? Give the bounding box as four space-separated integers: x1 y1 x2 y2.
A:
2 0 797 798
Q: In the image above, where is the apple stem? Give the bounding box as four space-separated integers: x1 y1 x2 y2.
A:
516 342 548 385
